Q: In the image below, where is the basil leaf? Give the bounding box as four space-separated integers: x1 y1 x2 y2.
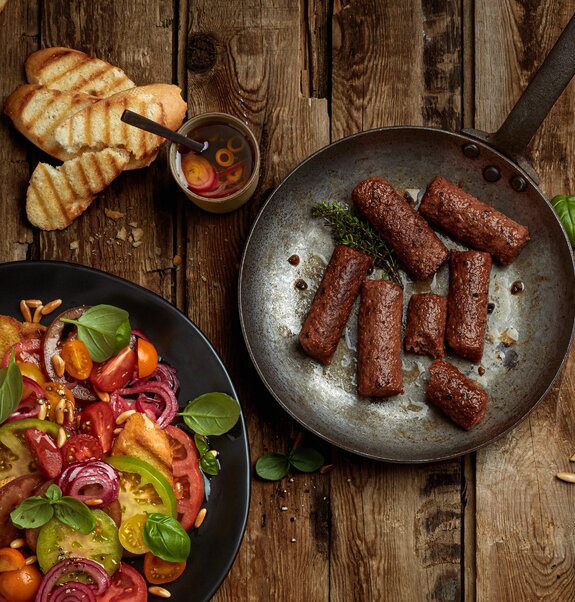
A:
194 434 208 457
289 448 324 473
180 392 240 436
143 513 191 563
45 484 62 502
10 496 53 529
255 453 290 481
552 195 575 246
62 304 130 362
0 351 23 426
54 497 97 534
115 318 132 352
200 451 220 476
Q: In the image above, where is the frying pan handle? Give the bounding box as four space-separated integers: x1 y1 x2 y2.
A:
491 13 575 158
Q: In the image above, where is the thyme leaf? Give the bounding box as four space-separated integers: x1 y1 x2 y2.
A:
311 201 401 284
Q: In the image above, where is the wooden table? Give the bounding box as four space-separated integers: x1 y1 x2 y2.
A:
1 1 575 600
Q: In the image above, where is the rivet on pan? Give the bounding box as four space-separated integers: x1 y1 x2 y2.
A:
483 166 501 182
510 175 527 192
462 143 480 158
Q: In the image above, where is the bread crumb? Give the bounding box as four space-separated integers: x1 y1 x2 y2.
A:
132 241 143 248
116 227 127 241
105 208 124 220
132 228 144 242
69 241 79 250
172 255 182 266
128 222 138 228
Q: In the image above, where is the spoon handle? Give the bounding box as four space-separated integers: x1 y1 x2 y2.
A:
121 109 207 153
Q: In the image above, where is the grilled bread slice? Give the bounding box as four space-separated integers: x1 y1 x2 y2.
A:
4 84 99 161
54 84 187 170
26 47 135 98
26 148 129 230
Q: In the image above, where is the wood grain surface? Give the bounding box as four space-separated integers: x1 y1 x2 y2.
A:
0 1 574 601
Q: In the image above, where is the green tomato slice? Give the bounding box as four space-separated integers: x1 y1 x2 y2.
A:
0 418 60 481
37 509 122 576
105 455 177 521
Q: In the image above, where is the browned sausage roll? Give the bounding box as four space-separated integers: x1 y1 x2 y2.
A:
419 176 530 265
299 245 372 365
426 359 488 430
404 293 447 359
446 250 491 363
352 177 449 281
357 279 403 397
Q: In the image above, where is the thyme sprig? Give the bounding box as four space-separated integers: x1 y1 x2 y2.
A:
311 201 402 284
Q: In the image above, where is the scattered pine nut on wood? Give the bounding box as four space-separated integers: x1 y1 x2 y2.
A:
9 538 26 549
556 472 575 483
25 555 37 565
42 299 62 315
194 508 207 528
320 464 335 474
148 586 171 598
25 299 42 308
57 427 67 449
19 300 32 322
32 305 44 323
116 409 136 425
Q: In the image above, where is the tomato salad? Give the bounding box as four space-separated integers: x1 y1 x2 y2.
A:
0 301 240 602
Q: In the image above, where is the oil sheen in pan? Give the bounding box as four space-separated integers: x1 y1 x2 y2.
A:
281 190 530 444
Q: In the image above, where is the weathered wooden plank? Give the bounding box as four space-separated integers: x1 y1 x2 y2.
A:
330 1 463 600
0 1 38 262
38 0 177 297
474 1 575 600
183 1 330 600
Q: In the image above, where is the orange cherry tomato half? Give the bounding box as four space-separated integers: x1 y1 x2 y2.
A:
0 564 42 602
137 339 158 379
143 553 186 585
181 154 216 192
61 339 93 380
0 548 26 573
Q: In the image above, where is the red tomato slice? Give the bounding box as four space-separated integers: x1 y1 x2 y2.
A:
24 428 62 479
143 553 186 585
164 426 204 530
96 562 147 602
137 338 158 378
80 402 115 453
1 339 42 368
61 339 93 380
90 346 136 393
60 434 103 466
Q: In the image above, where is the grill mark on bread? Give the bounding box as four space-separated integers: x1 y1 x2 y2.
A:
79 64 112 95
39 53 88 87
40 165 71 223
74 155 92 195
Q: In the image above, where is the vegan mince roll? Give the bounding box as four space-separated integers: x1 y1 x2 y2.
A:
357 279 403 397
419 176 530 265
352 177 449 281
426 359 488 430
404 293 447 359
446 250 491 363
299 244 372 365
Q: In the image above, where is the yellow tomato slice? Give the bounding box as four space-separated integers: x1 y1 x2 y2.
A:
118 514 149 555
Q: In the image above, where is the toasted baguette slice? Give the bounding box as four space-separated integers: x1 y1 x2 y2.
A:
26 47 135 98
54 84 187 169
4 84 99 161
26 148 129 230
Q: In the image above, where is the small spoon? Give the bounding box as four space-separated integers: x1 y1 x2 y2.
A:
120 109 208 153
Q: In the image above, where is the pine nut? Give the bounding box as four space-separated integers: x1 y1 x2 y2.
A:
38 403 48 421
292 432 305 450
32 305 44 323
55 399 66 425
148 586 171 598
207 450 218 458
194 508 207 528
570 453 575 462
320 464 335 474
113 428 123 435
556 472 575 483
25 299 42 308
57 427 67 449
94 388 110 403
52 354 66 378
19 300 32 322
84 498 103 507
116 410 136 425
25 555 37 565
9 538 26 549
42 299 62 315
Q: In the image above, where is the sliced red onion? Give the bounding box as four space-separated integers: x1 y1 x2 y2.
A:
50 582 96 602
124 382 178 428
58 461 119 506
109 391 136 419
35 558 110 601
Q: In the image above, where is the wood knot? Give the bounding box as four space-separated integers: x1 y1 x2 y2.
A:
187 34 217 73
